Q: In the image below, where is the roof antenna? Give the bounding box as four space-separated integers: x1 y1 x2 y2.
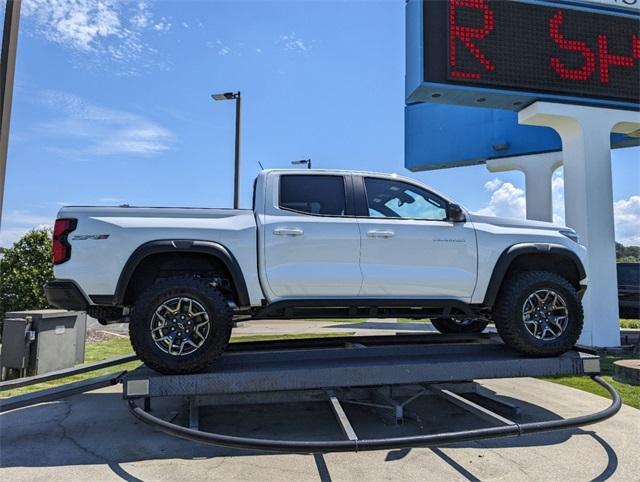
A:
258 160 264 170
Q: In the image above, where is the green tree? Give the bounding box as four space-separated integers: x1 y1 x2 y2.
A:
616 242 640 263
0 228 53 320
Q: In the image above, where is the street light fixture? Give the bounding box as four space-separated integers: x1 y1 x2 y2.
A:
211 91 241 209
212 92 237 101
291 159 312 169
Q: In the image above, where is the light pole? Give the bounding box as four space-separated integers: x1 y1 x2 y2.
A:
0 0 21 226
291 159 312 169
211 91 241 209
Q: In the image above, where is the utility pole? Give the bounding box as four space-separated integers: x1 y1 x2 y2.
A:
0 0 21 225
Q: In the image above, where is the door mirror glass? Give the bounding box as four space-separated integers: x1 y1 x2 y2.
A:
447 203 465 222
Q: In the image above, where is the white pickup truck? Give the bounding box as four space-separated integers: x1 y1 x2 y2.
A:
46 169 587 374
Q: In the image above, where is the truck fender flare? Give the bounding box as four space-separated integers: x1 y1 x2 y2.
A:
114 240 250 307
482 243 586 308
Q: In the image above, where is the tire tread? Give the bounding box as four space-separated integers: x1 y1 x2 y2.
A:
129 276 233 374
493 270 583 356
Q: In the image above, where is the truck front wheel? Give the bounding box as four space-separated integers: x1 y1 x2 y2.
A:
494 271 583 356
129 276 233 374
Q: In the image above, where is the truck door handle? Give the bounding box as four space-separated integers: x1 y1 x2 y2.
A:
367 230 394 238
273 228 304 236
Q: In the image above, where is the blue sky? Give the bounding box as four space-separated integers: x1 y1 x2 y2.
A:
1 0 639 247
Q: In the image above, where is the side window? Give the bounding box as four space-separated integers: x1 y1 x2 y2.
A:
279 175 346 216
364 178 447 221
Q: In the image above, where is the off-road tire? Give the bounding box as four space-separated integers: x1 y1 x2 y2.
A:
129 276 233 374
494 270 583 356
431 317 489 334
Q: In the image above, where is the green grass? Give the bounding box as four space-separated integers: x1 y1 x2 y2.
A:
1 332 355 398
3 330 639 409
620 319 640 329
1 337 140 398
545 355 640 409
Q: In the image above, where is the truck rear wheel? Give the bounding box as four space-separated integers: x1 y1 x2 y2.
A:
493 271 583 356
431 317 489 334
129 276 233 374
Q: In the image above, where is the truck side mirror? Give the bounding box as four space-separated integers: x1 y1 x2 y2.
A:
447 203 465 222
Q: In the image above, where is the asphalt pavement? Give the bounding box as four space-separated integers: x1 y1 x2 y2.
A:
1 377 639 481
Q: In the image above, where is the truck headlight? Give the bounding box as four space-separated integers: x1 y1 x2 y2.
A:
559 228 579 244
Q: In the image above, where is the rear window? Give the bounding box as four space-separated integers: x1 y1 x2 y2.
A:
279 175 346 216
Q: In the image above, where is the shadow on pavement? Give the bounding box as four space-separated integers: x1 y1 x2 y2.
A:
0 385 620 481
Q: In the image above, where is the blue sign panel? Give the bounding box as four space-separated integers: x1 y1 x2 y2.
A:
405 102 639 171
406 0 640 111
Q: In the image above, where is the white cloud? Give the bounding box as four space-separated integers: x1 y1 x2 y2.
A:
152 18 171 32
208 39 233 56
22 0 170 73
477 172 639 246
614 195 640 246
476 180 526 219
551 169 565 226
98 197 126 204
484 178 503 191
35 90 173 157
278 32 313 52
0 211 52 248
0 226 35 248
23 0 121 51
3 210 53 226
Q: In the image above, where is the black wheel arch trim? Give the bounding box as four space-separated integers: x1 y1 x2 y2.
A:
483 243 587 308
114 240 250 307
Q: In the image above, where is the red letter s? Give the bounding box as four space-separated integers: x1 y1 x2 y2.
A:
549 10 596 81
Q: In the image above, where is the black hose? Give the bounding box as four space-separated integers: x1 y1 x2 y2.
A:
127 376 621 453
518 375 621 436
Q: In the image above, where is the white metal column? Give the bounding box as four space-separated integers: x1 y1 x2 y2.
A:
486 152 563 222
519 102 640 347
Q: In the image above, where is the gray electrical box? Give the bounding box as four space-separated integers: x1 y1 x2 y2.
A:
1 318 33 370
1 310 87 378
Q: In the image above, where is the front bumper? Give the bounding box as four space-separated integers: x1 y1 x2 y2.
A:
44 280 91 311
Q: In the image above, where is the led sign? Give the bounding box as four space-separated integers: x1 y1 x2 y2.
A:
420 0 640 107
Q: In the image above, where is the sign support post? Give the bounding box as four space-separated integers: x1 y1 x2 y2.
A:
486 152 563 222
519 102 640 347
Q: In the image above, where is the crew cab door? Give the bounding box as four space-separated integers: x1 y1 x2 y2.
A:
258 172 362 299
355 176 477 300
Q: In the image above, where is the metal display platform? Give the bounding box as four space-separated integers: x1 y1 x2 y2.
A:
0 333 620 453
123 334 600 399
122 334 620 453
